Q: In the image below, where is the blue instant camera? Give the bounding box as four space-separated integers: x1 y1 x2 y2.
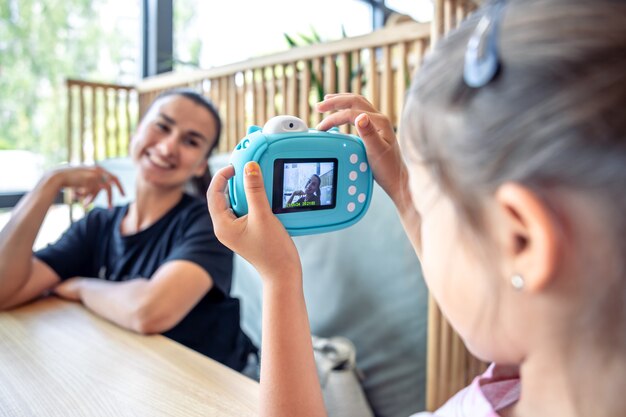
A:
228 115 373 236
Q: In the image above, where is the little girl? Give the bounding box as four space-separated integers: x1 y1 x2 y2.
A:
207 0 626 415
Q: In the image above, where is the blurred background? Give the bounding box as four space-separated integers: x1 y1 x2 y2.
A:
0 0 432 168
0 0 432 246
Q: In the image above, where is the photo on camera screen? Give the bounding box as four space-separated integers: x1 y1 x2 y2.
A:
272 158 337 214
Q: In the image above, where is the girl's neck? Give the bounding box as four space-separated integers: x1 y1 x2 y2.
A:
511 338 626 417
121 184 184 235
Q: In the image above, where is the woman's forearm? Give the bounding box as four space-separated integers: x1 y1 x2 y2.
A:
260 276 327 417
76 278 156 332
0 173 62 303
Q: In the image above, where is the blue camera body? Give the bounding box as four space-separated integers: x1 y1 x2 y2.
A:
228 116 373 236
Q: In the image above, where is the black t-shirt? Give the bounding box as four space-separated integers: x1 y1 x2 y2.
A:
35 194 255 371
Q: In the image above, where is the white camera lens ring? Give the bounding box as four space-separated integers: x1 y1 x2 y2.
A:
262 115 308 134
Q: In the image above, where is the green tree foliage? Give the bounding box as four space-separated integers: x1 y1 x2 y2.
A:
173 0 202 70
0 0 133 165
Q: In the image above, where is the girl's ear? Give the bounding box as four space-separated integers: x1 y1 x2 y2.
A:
495 183 563 293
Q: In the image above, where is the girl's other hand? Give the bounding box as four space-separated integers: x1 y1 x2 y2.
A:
207 163 302 282
316 93 411 210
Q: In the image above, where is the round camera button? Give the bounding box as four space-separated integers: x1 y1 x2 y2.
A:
359 162 368 172
347 202 356 212
350 154 358 164
349 171 358 181
348 185 357 195
358 193 366 203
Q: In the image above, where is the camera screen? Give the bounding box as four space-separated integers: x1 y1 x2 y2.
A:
272 158 338 214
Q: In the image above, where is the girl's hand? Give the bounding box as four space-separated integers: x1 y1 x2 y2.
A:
48 166 125 208
207 162 302 282
316 93 411 211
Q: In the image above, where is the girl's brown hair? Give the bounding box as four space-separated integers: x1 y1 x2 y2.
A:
402 0 626 255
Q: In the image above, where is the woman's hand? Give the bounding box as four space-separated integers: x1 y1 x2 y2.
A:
48 166 125 208
207 162 302 283
316 93 411 212
52 277 83 302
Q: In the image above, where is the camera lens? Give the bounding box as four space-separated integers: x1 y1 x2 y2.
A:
289 122 294 128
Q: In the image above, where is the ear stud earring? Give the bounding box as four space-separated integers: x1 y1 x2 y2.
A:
511 273 525 290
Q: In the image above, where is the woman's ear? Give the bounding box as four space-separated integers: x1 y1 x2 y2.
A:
194 159 208 178
495 183 563 293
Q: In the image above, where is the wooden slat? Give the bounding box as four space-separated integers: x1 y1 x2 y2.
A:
396 42 408 128
237 72 246 143
91 87 97 161
432 0 445 47
437 311 451 408
256 68 267 125
426 296 441 411
267 67 276 119
456 0 467 25
350 50 362 135
338 52 350 133
66 82 73 164
413 39 426 79
126 89 132 152
324 55 336 97
227 76 237 151
444 0 456 33
312 58 323 125
338 52 349 94
299 60 311 126
114 89 121 157
351 50 362 95
276 65 287 115
380 45 393 123
367 47 379 110
104 89 110 159
244 70 257 128
79 86 86 163
450 331 464 397
288 62 298 117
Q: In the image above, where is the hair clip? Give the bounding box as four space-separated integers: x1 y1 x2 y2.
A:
463 0 507 88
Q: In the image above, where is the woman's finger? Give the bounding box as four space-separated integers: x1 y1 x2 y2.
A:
103 180 114 208
106 172 125 197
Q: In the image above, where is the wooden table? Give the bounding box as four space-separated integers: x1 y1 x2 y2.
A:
0 297 259 417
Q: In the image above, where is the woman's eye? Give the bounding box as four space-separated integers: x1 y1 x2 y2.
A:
155 122 170 132
183 137 200 147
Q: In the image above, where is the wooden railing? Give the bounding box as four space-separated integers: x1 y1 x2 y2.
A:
66 79 137 164
425 0 488 410
136 20 431 154
64 1 485 411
